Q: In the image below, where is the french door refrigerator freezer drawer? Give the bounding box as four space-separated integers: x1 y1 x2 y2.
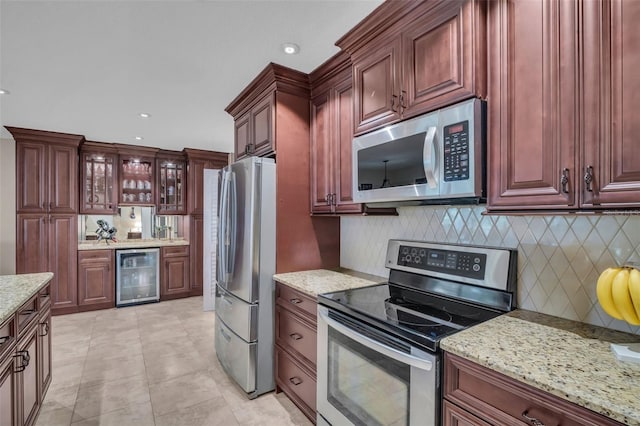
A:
215 284 258 342
215 315 256 393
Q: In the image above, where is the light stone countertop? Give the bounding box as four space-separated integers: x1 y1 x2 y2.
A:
273 269 384 297
440 310 640 425
78 239 189 251
0 272 54 323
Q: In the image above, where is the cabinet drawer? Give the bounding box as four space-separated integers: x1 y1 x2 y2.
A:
276 283 316 320
162 245 189 257
444 353 623 426
17 295 39 338
0 316 16 358
275 305 316 366
78 249 112 262
276 347 317 414
38 283 51 311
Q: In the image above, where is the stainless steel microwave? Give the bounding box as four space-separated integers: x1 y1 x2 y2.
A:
352 98 485 206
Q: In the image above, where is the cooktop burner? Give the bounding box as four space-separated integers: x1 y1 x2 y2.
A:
318 282 502 352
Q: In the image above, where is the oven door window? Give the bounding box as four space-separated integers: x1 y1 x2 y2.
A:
327 327 410 426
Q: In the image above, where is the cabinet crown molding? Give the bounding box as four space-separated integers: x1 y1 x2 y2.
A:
309 50 351 92
225 62 310 119
5 126 84 146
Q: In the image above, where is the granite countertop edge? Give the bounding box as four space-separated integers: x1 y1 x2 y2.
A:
440 311 640 425
0 272 54 323
273 268 386 297
78 239 189 250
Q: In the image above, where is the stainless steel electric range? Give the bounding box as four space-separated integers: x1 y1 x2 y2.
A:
316 239 517 426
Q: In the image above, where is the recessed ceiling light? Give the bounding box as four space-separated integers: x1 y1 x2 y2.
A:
0 89 10 95
139 113 151 118
282 43 300 55
135 136 143 141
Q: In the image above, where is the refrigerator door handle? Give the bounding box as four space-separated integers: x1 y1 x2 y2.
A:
217 169 229 287
227 171 238 280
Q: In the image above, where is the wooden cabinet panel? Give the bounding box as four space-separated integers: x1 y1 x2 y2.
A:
157 155 186 214
161 246 190 300
444 353 623 426
37 309 51 401
48 144 78 213
77 250 114 308
16 215 47 275
582 0 640 208
49 215 78 311
275 305 317 366
234 113 251 160
275 347 317 421
189 216 203 296
353 38 401 134
443 400 491 426
487 0 578 210
80 151 118 214
184 149 228 215
310 91 333 213
0 354 17 426
15 142 46 213
252 95 275 157
276 283 316 320
334 79 361 213
17 327 38 426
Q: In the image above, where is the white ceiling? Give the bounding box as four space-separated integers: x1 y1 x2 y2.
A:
0 0 383 153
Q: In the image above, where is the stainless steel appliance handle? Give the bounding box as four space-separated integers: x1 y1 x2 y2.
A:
319 310 433 371
217 170 228 285
227 171 237 279
423 126 438 189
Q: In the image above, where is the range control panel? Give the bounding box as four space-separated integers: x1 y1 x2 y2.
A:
397 245 486 280
443 120 470 182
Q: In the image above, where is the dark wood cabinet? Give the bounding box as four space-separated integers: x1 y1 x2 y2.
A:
226 63 340 273
80 143 118 214
8 128 82 316
77 250 114 309
160 245 190 300
0 285 52 426
188 216 204 296
443 352 623 426
338 0 486 135
233 94 275 160
156 152 187 215
487 0 640 212
183 149 228 216
310 53 365 215
274 282 317 423
116 145 158 206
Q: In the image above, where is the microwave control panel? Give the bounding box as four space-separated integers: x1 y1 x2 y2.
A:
443 120 470 181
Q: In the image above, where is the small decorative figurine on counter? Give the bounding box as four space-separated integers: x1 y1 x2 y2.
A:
95 219 117 244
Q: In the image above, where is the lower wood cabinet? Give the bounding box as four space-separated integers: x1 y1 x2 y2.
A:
443 352 623 426
0 284 52 426
274 282 317 424
77 250 114 310
160 245 190 300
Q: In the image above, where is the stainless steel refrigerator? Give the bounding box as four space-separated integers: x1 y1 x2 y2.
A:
214 156 276 399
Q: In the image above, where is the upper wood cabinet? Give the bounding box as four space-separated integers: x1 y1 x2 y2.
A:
486 0 640 211
337 0 486 135
183 149 228 216
156 151 187 215
80 142 118 214
226 63 308 162
310 52 363 214
116 145 158 206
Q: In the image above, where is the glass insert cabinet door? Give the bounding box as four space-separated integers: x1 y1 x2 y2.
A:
157 158 186 214
81 152 117 214
120 157 154 205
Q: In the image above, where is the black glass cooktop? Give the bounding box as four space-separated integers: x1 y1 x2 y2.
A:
318 282 502 352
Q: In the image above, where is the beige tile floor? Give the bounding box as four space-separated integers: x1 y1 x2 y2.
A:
36 296 314 426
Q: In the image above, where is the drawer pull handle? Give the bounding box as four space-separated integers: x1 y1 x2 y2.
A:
13 350 30 373
289 376 302 386
289 298 302 304
289 333 302 341
0 336 10 345
20 309 37 316
522 411 545 426
40 322 50 337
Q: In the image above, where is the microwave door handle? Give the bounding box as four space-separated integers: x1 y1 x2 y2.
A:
423 126 438 189
319 310 433 371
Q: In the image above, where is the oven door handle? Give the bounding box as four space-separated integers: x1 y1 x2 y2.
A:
320 310 433 371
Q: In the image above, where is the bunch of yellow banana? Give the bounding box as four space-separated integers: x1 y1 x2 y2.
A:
596 266 640 325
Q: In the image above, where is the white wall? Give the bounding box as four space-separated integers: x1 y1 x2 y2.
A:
341 205 640 335
0 138 16 274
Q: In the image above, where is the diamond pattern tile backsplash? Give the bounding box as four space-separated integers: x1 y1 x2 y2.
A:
340 206 640 334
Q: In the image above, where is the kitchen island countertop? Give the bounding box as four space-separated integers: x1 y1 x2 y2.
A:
441 310 640 425
273 269 384 297
0 272 54 323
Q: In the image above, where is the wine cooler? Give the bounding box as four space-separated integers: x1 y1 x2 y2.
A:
116 248 160 306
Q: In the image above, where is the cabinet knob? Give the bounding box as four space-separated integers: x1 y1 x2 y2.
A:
522 411 545 426
560 168 569 193
289 333 303 341
584 165 594 192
